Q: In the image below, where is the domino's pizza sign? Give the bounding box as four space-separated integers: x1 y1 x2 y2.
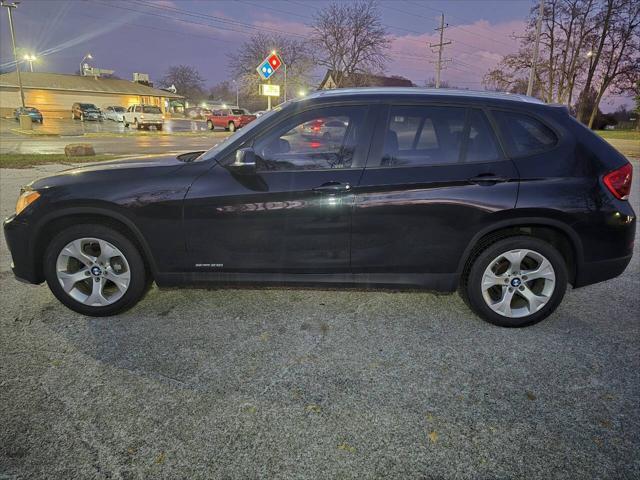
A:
256 53 283 80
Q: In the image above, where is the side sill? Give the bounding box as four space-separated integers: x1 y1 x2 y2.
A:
155 271 459 292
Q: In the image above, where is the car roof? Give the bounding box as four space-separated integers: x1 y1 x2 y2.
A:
302 87 546 106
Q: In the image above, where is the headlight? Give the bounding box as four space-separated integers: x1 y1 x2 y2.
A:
16 190 40 215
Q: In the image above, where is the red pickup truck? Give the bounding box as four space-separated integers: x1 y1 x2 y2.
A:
206 108 256 132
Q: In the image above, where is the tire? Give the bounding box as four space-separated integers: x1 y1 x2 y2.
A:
462 236 568 327
43 224 150 317
80 113 84 122
124 118 129 128
228 121 236 132
156 124 163 131
134 119 141 130
71 112 75 120
207 120 214 130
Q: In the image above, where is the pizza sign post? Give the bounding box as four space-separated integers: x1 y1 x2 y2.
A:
257 52 283 110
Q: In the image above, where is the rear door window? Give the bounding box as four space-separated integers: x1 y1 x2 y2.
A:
465 109 501 162
491 110 557 156
379 106 501 166
382 106 466 166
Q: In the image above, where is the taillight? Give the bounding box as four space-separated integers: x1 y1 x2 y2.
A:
603 163 632 200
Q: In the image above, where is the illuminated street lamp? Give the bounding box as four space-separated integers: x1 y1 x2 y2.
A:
298 89 306 97
271 49 287 102
79 53 92 76
23 54 36 72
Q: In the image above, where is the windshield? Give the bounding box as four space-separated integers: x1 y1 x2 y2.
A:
200 106 284 162
114 107 125 112
80 103 97 109
143 106 162 114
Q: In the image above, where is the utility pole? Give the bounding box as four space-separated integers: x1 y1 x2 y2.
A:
1 1 26 108
527 0 544 97
429 13 451 88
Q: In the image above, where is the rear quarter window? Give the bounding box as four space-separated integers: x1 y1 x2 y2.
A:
491 110 557 157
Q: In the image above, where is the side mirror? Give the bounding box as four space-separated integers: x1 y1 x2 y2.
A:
229 147 257 175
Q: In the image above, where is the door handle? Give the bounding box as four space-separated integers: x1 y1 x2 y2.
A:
312 182 352 193
468 174 509 186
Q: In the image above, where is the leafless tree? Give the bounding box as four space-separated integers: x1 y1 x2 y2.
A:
585 0 639 126
311 0 390 87
159 65 205 102
484 0 639 127
228 33 313 107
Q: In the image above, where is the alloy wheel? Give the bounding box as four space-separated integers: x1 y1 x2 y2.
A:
481 248 556 318
56 237 131 307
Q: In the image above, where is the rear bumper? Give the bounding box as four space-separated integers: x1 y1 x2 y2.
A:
3 215 42 284
574 254 633 288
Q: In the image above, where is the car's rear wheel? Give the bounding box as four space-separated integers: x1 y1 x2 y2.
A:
207 120 214 130
43 224 149 316
228 121 236 132
463 236 567 327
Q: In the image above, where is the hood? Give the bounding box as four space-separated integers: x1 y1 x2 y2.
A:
30 154 191 190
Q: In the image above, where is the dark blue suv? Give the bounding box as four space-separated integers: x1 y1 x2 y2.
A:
3 89 635 326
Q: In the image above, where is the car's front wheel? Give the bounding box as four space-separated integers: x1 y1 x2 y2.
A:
207 120 214 130
463 236 567 327
43 224 150 316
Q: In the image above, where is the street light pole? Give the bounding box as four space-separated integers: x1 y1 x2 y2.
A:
79 53 92 76
283 61 287 102
233 79 239 107
527 0 544 97
1 1 25 108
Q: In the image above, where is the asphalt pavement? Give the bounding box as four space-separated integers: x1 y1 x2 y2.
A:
0 160 638 479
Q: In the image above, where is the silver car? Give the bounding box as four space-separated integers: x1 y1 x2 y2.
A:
103 106 126 122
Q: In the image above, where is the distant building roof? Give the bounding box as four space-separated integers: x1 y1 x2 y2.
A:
0 72 182 98
319 69 414 89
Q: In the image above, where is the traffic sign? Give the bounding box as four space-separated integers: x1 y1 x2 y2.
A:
256 52 283 80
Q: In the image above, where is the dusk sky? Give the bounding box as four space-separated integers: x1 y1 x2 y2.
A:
0 0 632 111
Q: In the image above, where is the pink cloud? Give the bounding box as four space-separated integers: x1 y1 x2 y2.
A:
388 19 525 88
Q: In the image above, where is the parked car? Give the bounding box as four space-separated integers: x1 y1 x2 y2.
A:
71 103 102 121
300 118 348 141
14 106 43 123
185 107 212 119
123 104 164 130
103 106 126 122
206 108 256 132
4 88 635 326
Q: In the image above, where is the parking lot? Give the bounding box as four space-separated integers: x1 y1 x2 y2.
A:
0 116 231 156
0 154 638 478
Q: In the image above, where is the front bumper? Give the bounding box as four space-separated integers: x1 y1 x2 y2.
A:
3 214 42 284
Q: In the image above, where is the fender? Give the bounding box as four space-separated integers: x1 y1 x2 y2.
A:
31 205 160 277
455 215 585 276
